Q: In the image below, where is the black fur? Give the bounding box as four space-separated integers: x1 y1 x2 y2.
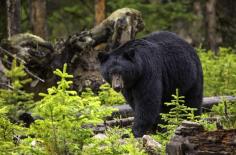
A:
98 31 203 137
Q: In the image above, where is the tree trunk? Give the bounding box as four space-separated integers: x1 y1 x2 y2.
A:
192 0 203 46
194 0 202 17
216 0 236 47
95 0 105 25
0 0 7 41
205 0 217 53
30 0 48 39
6 0 21 38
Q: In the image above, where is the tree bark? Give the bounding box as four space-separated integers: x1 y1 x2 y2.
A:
95 0 106 25
205 0 217 53
30 0 48 39
6 0 21 38
0 0 7 41
192 0 203 46
216 0 236 47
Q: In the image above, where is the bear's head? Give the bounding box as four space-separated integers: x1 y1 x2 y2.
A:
97 45 143 92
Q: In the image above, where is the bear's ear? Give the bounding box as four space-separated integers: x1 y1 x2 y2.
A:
97 52 109 63
123 48 135 61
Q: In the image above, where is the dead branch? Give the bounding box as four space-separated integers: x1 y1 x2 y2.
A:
93 117 134 133
203 96 236 107
0 46 26 64
0 82 13 89
24 68 45 83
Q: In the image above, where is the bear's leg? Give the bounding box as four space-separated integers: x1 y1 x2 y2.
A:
122 89 135 110
132 99 161 137
132 85 162 137
184 84 203 115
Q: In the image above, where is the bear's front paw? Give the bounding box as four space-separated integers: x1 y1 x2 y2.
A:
132 127 146 138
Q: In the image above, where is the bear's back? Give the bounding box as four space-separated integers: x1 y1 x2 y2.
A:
143 31 194 54
142 31 202 98
142 31 199 64
143 31 180 44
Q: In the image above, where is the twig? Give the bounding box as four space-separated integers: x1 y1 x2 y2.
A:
24 68 45 83
0 46 26 64
0 47 45 83
0 82 13 89
224 100 229 119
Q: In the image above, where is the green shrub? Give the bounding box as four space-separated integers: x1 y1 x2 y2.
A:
153 89 199 154
0 58 34 122
0 58 34 154
98 83 125 105
0 106 27 154
18 64 115 154
198 47 236 130
210 98 236 129
83 127 146 155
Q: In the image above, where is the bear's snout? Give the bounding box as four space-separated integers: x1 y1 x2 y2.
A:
111 74 124 92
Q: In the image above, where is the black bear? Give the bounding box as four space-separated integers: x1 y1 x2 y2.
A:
98 31 203 137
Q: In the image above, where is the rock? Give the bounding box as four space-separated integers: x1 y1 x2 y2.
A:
142 135 161 155
93 133 107 139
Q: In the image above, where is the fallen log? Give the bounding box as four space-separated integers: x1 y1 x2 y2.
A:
202 96 236 108
93 117 134 133
112 96 236 118
166 121 236 155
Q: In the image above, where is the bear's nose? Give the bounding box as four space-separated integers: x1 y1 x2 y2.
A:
113 85 122 92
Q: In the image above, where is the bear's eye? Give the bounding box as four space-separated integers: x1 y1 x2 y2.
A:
108 71 113 77
98 52 109 63
123 49 135 62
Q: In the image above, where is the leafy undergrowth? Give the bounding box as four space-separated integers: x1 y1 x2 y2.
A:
83 127 146 155
22 64 115 154
0 58 34 123
0 63 146 154
98 83 125 106
153 90 200 154
198 47 236 96
198 47 236 130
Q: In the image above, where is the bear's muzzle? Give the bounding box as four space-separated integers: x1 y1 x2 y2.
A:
112 74 124 92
